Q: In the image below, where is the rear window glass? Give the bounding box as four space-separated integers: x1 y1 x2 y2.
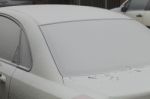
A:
41 20 150 77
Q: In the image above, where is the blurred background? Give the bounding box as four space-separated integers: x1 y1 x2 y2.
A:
0 0 126 9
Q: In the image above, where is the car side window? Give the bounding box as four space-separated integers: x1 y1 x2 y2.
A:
148 0 150 10
0 15 32 70
19 31 32 70
0 16 21 64
128 0 149 10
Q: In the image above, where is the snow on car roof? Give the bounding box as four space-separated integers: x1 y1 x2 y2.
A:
0 5 131 25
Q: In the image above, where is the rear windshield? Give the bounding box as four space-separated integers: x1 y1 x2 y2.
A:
41 20 150 77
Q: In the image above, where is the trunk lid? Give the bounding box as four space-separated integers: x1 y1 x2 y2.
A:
64 66 150 99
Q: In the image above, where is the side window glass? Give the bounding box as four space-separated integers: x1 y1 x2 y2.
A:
20 31 32 70
128 0 149 10
0 16 21 64
148 1 150 10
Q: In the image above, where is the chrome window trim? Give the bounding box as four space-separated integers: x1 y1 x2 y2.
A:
0 13 33 72
0 58 18 68
0 58 30 72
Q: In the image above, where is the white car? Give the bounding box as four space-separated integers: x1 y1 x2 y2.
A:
112 0 150 28
1 5 150 99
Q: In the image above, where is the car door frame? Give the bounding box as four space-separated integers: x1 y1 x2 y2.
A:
0 14 21 99
0 59 18 99
0 13 33 71
0 13 33 99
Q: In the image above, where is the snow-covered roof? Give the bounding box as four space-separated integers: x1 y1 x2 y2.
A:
0 5 131 25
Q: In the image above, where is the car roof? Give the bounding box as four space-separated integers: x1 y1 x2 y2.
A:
0 5 131 25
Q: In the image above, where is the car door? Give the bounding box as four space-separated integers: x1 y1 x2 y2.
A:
0 60 16 99
142 0 150 27
0 15 22 99
125 0 149 24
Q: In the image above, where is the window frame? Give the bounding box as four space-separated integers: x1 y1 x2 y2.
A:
0 13 33 72
123 0 129 8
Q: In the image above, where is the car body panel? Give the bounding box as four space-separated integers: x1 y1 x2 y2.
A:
125 10 144 23
0 59 16 99
64 66 150 99
9 68 105 99
143 11 150 26
0 5 130 25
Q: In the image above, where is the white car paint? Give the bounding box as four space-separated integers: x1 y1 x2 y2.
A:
0 59 16 99
0 5 150 99
111 0 150 27
64 66 150 99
